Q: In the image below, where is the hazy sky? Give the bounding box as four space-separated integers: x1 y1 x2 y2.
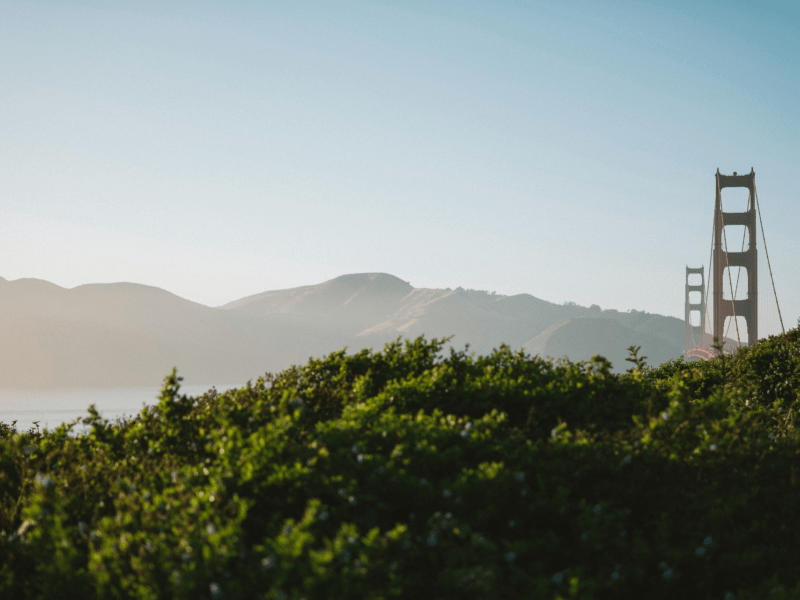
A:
1 1 798 334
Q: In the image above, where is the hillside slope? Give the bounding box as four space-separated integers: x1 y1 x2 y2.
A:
523 316 682 370
0 278 288 388
1 272 691 388
221 273 689 372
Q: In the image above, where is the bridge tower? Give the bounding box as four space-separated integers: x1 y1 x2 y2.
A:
713 168 757 351
684 266 705 356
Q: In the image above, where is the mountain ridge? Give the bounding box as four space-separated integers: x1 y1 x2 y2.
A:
0 273 696 388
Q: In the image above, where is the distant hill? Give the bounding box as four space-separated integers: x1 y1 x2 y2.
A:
220 273 690 371
1 272 701 389
523 317 680 369
0 277 288 388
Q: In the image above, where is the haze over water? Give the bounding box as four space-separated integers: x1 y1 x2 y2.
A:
0 384 238 433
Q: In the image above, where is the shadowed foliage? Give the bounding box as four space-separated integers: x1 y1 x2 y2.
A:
1 327 800 598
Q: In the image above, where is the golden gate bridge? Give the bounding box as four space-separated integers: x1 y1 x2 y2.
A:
684 168 784 360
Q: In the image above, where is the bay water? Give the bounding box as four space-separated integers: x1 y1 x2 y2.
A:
0 383 239 434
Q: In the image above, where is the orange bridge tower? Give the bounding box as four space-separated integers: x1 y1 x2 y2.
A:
684 266 706 357
713 168 757 351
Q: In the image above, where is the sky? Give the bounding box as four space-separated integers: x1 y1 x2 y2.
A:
1 0 798 336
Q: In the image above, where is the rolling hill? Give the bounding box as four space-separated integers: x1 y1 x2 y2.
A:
0 272 697 388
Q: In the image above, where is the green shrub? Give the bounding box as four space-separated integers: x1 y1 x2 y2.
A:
1 332 800 599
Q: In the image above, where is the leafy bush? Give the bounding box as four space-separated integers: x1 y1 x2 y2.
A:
2 330 800 599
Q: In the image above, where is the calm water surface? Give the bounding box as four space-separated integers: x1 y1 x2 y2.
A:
0 384 239 433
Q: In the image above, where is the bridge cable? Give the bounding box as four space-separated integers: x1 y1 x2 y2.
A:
718 178 742 349
720 218 742 348
697 214 715 351
724 223 748 341
684 213 716 361
754 181 785 334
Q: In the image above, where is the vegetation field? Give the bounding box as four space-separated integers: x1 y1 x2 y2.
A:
2 326 800 599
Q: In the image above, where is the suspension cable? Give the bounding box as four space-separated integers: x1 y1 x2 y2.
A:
718 178 742 348
698 216 715 350
724 219 748 340
721 217 742 347
754 181 785 334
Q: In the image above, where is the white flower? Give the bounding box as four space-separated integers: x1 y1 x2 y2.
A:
552 572 563 584
35 473 54 490
505 551 516 562
209 582 223 599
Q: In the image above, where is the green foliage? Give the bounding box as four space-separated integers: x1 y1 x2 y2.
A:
1 331 800 598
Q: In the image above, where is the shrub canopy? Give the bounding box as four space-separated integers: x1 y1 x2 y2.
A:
2 329 800 599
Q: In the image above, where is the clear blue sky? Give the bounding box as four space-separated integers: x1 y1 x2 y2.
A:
1 0 798 335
